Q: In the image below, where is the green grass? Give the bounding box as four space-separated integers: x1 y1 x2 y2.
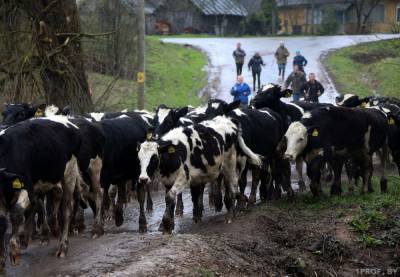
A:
325 39 400 98
89 37 207 111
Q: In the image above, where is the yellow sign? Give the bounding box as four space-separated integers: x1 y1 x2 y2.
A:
168 145 175 154
137 72 145 83
312 129 319 137
12 178 23 189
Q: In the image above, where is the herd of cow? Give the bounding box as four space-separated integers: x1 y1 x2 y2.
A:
0 84 399 270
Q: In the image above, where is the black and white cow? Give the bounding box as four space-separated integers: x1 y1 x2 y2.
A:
251 84 333 190
0 116 82 268
201 99 291 203
336 93 400 109
99 114 150 232
283 106 389 197
138 115 262 233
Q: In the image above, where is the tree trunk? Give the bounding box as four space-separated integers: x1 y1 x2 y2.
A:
16 0 93 113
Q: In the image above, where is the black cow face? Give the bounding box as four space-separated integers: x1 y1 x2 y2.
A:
251 84 292 109
335 94 370 108
0 169 24 208
154 106 189 138
2 103 48 126
205 99 240 120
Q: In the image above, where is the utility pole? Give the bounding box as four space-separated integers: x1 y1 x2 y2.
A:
137 0 145 109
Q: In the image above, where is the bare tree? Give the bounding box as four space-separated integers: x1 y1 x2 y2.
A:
351 0 383 33
4 0 93 113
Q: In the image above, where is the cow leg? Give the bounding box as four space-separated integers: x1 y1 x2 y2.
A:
259 167 270 202
0 202 7 269
249 167 260 205
162 171 187 234
146 182 153 213
214 175 223 212
345 158 357 195
378 145 388 193
49 183 63 237
223 151 239 223
191 185 202 223
359 153 373 194
9 189 30 266
208 181 216 208
295 157 306 191
37 198 50 245
108 184 117 221
237 164 248 211
331 157 344 196
89 156 104 238
175 193 184 217
19 199 36 250
56 157 79 258
307 157 324 198
137 181 147 233
115 182 127 227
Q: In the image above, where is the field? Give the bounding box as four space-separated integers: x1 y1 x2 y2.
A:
89 37 207 111
324 39 400 98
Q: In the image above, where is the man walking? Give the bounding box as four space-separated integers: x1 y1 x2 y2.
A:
231 75 251 107
302 73 324 103
274 41 290 80
233 42 246 76
293 50 308 73
248 52 265 92
285 65 306 101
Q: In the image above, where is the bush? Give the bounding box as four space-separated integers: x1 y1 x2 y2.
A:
318 7 339 35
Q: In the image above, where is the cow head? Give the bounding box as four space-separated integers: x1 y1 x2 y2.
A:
204 99 241 120
153 105 189 139
2 103 46 126
138 141 160 185
251 84 292 109
284 121 323 161
335 94 370 108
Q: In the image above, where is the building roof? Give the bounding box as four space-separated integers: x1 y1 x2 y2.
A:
276 0 349 7
191 0 248 16
237 0 262 14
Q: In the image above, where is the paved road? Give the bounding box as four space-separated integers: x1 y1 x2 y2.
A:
163 34 399 104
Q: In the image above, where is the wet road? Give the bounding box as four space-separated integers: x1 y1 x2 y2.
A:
163 34 399 103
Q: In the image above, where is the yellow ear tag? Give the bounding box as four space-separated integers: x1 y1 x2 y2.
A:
361 102 367 108
12 178 23 189
285 91 292 97
35 109 43 117
312 129 319 137
168 146 175 154
388 117 395 125
146 133 153 140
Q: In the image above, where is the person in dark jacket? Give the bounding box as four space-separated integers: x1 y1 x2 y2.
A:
248 52 265 92
301 73 324 103
233 42 246 76
293 50 308 73
231 75 251 107
285 65 307 101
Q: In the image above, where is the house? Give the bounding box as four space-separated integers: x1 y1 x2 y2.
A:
146 0 248 35
276 0 400 34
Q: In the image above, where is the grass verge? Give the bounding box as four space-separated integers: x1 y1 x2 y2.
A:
324 39 400 97
89 37 207 111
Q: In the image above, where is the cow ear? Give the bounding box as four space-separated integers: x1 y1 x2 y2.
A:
174 107 189 119
60 105 71 116
281 89 293 98
158 143 175 154
225 100 241 114
359 97 370 108
146 127 154 141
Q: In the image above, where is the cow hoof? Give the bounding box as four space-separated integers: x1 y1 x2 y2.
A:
56 243 68 258
139 224 148 233
9 253 20 266
115 206 124 227
146 204 153 214
91 224 104 238
193 216 202 223
248 195 256 206
225 218 232 224
19 233 29 250
175 209 183 217
298 181 306 192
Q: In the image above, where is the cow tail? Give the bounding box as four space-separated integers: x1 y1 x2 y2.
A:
236 124 263 167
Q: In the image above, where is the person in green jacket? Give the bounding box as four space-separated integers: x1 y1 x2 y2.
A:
274 41 290 80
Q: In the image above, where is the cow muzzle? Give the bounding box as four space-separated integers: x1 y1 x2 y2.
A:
139 176 150 185
284 153 295 161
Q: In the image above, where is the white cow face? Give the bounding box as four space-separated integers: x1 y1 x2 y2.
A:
138 141 159 185
284 122 308 161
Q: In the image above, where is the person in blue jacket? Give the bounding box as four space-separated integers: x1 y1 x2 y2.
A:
293 50 308 73
230 75 251 107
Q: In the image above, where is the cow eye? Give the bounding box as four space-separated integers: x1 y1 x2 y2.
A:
298 138 304 142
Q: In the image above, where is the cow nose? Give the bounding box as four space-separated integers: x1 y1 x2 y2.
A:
139 176 149 184
284 153 293 160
